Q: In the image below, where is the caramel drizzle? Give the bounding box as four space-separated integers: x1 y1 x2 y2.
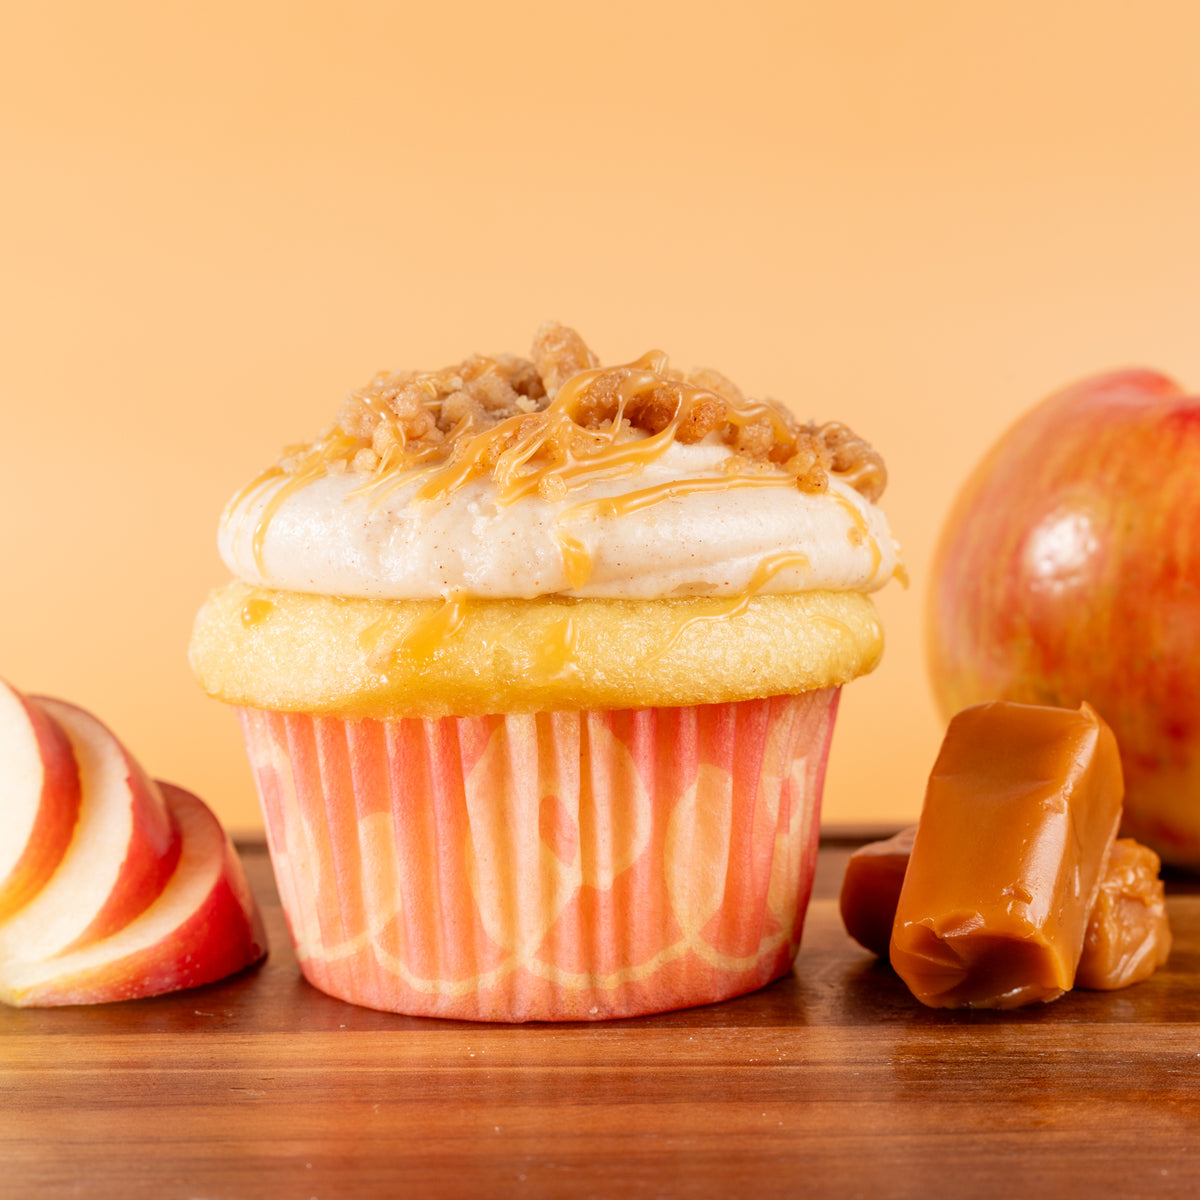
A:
236 346 877 576
409 352 740 506
356 554 813 683
350 550 819 683
534 614 582 683
555 534 594 591
564 471 794 522
359 592 471 673
552 472 798 590
643 551 813 664
831 493 882 580
358 595 584 683
231 431 365 570
239 355 702 571
240 596 277 627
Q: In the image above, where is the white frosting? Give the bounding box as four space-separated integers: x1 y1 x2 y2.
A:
218 441 899 601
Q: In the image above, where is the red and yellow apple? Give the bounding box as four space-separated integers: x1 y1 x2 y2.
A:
0 677 267 1005
927 368 1200 866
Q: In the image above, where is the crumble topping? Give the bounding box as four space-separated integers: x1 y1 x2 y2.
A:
272 323 887 505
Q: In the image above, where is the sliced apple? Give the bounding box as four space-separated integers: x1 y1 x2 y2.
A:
0 782 267 1006
0 679 82 920
0 697 179 962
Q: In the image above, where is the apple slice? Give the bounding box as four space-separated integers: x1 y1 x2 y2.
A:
0 697 179 963
0 680 82 920
0 782 267 1006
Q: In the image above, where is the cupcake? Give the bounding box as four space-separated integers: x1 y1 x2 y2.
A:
190 323 899 1021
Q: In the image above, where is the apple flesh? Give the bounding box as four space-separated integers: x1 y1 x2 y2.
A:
927 368 1200 866
0 680 81 920
0 783 267 1007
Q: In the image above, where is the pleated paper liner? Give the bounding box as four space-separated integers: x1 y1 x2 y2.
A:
237 689 839 1021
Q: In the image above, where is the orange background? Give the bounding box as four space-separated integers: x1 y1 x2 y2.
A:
3 1 1199 833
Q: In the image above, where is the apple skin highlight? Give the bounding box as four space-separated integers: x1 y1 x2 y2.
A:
927 367 1200 867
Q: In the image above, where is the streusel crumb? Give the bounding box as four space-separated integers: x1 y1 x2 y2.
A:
283 323 887 503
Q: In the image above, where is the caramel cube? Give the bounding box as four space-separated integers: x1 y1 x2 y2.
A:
841 830 1171 992
839 826 916 957
889 701 1123 1009
1076 838 1172 990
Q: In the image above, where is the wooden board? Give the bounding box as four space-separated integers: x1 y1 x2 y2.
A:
3 837 1200 1199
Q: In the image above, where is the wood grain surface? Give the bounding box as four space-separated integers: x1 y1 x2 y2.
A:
3 836 1200 1200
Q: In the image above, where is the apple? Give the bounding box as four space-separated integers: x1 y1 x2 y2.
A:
0 680 81 920
0 677 267 1005
0 696 180 961
0 782 267 1006
927 367 1200 866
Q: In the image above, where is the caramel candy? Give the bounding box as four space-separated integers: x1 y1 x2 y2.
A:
841 829 1171 992
889 701 1123 1009
1076 838 1172 990
839 826 916 957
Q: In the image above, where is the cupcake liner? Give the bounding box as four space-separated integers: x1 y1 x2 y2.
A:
237 688 839 1021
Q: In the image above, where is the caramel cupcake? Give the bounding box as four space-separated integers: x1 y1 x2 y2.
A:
190 323 899 1020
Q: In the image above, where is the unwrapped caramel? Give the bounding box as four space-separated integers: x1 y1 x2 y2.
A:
839 826 916 958
888 701 1124 1009
842 827 1171 993
1076 837 1172 990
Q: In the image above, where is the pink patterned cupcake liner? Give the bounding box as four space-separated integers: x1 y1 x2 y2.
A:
237 688 838 1021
